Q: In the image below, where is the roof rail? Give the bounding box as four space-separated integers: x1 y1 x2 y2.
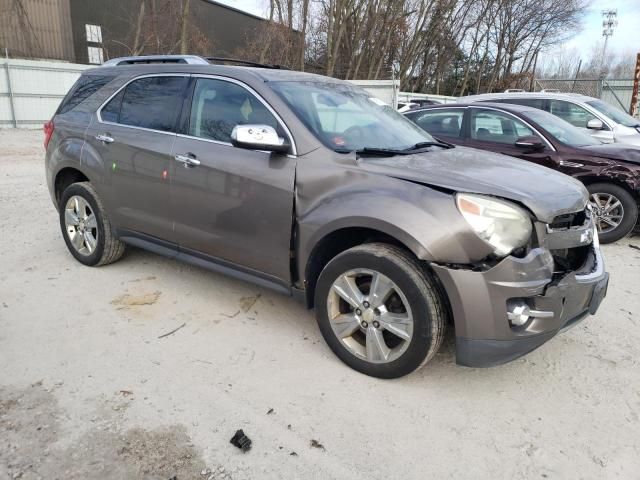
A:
206 56 290 70
102 55 210 66
503 88 526 93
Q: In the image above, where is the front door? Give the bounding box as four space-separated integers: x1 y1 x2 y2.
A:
169 77 296 283
84 75 189 242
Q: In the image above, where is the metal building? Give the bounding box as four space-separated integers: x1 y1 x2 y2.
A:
0 0 267 64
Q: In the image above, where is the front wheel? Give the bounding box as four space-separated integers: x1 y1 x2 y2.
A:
314 243 447 379
587 183 638 244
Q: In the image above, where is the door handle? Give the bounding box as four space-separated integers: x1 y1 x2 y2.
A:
174 153 200 167
95 134 114 144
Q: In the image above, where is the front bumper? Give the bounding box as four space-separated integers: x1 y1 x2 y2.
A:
432 227 608 368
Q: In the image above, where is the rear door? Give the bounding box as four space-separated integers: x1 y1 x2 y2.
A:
404 108 467 146
169 76 296 284
466 107 559 170
84 74 190 243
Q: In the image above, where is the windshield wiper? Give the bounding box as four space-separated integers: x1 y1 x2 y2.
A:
335 147 410 157
403 141 454 151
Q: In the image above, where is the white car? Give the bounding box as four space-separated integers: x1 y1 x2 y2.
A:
397 102 419 113
459 92 640 146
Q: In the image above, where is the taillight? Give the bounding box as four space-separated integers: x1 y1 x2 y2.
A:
44 119 54 150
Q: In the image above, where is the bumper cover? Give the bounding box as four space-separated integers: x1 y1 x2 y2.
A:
432 239 608 368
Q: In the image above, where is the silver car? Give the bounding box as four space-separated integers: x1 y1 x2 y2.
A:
459 92 640 146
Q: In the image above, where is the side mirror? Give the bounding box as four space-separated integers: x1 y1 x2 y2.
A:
514 135 545 151
231 125 290 153
587 119 604 130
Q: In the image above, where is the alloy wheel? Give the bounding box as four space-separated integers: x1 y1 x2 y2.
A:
64 195 98 256
589 192 624 234
326 268 414 364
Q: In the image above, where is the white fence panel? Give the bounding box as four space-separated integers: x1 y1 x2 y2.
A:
348 79 400 107
1 59 90 128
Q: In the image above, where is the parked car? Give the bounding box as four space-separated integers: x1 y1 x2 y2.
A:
45 55 608 378
398 100 440 112
404 103 640 243
458 92 640 146
397 102 420 112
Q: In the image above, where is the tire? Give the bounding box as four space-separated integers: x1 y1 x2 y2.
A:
314 243 447 379
59 181 125 266
587 183 638 244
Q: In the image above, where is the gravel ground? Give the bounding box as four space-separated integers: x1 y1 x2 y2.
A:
1 129 639 480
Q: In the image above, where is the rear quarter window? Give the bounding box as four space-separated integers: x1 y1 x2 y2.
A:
57 75 114 115
100 76 188 132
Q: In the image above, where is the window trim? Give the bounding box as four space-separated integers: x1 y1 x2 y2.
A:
468 106 556 151
97 73 190 136
96 73 297 155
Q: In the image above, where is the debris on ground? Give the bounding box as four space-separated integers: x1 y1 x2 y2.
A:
239 294 261 312
289 451 298 456
310 439 325 451
230 429 252 452
158 322 187 339
629 244 640 251
266 408 274 415
111 291 161 308
220 310 240 318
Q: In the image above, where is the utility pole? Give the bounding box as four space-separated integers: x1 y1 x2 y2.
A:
630 53 640 118
600 9 618 77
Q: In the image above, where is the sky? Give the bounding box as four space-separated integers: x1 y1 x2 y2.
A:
565 0 640 59
216 0 640 60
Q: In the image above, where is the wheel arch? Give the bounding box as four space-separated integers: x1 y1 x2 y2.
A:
578 174 640 202
54 167 90 208
302 225 427 309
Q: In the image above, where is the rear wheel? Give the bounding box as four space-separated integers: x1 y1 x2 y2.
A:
314 243 447 379
587 183 637 244
59 182 125 266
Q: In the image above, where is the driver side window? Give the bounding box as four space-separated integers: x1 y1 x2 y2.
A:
407 109 464 138
470 109 538 145
548 100 597 129
189 78 281 143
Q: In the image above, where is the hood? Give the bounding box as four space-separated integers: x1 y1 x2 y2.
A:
581 143 640 165
358 146 588 223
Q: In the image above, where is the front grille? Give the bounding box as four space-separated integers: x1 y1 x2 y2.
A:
548 210 587 231
551 245 591 273
545 208 593 275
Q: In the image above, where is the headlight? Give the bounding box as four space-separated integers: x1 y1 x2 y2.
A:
456 193 532 256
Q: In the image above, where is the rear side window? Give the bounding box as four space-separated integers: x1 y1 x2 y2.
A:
101 76 188 132
57 75 114 114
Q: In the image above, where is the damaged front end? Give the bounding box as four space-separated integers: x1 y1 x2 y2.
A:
431 206 609 368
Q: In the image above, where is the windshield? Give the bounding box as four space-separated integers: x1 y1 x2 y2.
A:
270 81 436 152
524 109 601 147
586 99 640 127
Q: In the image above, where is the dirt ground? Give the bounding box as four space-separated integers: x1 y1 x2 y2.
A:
1 129 639 480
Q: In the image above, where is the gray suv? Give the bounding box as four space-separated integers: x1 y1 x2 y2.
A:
45 55 609 378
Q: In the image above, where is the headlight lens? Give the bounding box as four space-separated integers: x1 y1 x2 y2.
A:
456 193 532 256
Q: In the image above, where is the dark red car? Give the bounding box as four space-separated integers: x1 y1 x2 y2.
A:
404 103 640 243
